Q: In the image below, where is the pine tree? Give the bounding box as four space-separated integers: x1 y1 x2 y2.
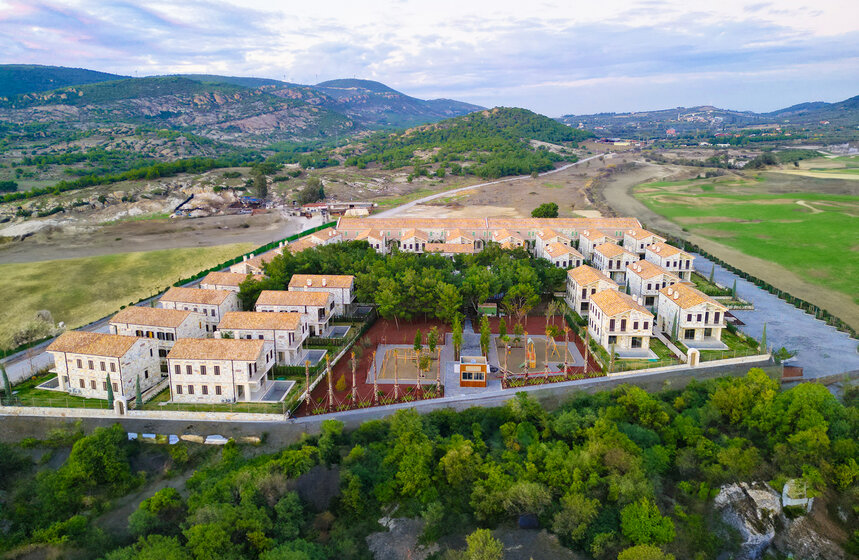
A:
136 376 143 408
106 376 115 409
760 322 767 350
731 279 737 298
671 313 679 343
709 264 715 283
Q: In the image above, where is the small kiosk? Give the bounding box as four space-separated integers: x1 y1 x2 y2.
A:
456 355 488 388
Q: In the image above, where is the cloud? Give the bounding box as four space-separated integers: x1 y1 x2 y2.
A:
0 0 856 114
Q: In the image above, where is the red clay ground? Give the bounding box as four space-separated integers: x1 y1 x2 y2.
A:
486 315 602 373
294 318 449 416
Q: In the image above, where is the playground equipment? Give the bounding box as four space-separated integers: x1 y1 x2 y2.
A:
525 337 536 369
547 337 562 361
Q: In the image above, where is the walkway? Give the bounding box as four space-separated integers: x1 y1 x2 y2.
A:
693 254 859 378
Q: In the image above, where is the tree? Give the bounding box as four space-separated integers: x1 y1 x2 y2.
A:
731 279 737 298
503 480 551 517
503 283 539 326
620 498 675 545
1 363 11 402
129 487 186 537
617 545 675 560
452 315 464 360
437 282 462 325
708 264 715 283
427 326 439 354
531 202 559 218
106 375 115 409
253 171 268 199
414 329 423 355
296 176 325 205
760 322 767 350
464 528 504 560
498 318 507 341
136 376 143 408
480 315 491 356
552 491 599 542
670 313 679 343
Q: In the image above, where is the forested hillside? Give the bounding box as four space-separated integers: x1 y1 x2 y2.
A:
0 65 127 98
0 371 855 559
341 107 594 178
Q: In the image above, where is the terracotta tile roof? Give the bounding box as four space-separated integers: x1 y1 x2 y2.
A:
335 217 641 234
400 228 428 240
580 229 609 241
286 238 316 254
492 228 525 241
590 289 653 317
646 242 687 259
355 228 385 241
242 248 282 271
594 242 636 259
218 311 301 331
444 228 476 241
288 274 354 289
307 227 339 243
256 290 331 307
659 283 726 310
424 243 477 254
567 265 617 287
624 228 663 241
537 228 571 241
48 331 141 358
201 271 264 287
545 242 582 259
161 287 233 306
167 338 266 361
626 260 679 281
110 307 194 328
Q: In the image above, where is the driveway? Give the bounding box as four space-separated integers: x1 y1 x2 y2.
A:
694 254 859 378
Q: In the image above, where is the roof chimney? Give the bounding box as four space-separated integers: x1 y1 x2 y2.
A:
322 278 327 287
673 292 679 300
306 278 312 287
667 287 673 296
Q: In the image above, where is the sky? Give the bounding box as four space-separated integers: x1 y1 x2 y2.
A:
0 0 857 116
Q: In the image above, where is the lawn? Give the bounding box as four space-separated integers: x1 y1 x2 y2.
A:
3 372 110 409
634 176 859 304
0 243 253 349
689 271 732 297
140 387 287 415
675 328 761 361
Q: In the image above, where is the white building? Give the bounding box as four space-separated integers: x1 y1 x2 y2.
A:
355 229 388 254
622 228 666 259
255 290 334 336
109 306 206 362
492 229 527 249
645 242 695 281
565 265 619 317
287 274 356 316
656 283 727 346
167 338 275 403
200 271 265 292
229 248 282 275
578 229 614 261
588 290 654 353
592 242 638 284
159 287 239 333
542 242 583 269
47 331 161 401
443 228 479 248
217 311 307 365
625 260 681 310
535 228 572 258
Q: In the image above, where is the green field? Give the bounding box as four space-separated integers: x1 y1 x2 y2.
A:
634 177 859 304
0 243 253 349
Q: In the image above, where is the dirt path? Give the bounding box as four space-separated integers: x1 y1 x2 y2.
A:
599 161 859 332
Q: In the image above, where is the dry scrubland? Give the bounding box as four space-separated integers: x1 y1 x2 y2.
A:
0 242 253 349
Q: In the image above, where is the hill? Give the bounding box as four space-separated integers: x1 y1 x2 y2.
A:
339 107 593 178
558 94 859 139
0 64 127 98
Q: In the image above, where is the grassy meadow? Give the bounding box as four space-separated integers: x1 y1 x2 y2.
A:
634 175 859 304
0 242 253 349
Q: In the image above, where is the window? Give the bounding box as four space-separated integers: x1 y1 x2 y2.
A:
643 322 649 330
620 319 627 331
159 349 168 358
581 288 587 299
214 365 220 376
609 319 616 331
216 385 222 396
112 383 118 391
697 314 702 322
76 359 82 368
110 363 116 372
646 283 652 291
258 335 264 340
633 321 639 330
176 385 183 394
714 312 721 324
149 349 153 357
186 365 192 375
91 380 96 389
144 370 149 379
201 365 206 375
202 385 208 395
79 379 85 388
687 314 693 322
188 385 194 395
99 361 106 371
102 381 107 390
87 360 93 369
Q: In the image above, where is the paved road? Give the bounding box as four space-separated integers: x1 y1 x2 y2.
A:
373 154 611 218
694 254 859 378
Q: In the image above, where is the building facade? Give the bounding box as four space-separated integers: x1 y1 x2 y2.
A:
588 290 654 353
255 290 334 336
200 271 265 292
625 260 681 310
159 287 239 333
287 274 355 316
47 331 161 401
645 242 695 281
592 242 638 284
217 311 307 365
565 265 619 316
656 283 727 344
622 228 666 259
109 306 206 363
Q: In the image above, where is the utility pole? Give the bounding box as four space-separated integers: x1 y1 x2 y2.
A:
372 350 379 405
326 355 333 411
304 360 311 408
350 351 357 407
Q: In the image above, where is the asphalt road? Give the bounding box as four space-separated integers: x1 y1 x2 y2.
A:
373 153 610 217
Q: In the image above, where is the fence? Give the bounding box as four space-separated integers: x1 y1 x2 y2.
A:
1 395 111 410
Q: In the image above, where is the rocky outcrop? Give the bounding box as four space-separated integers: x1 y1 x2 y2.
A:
714 482 781 559
771 514 844 560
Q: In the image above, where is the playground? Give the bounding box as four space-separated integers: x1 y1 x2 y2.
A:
499 335 581 375
373 345 441 384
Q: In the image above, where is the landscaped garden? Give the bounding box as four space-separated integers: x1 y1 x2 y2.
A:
1 371 111 410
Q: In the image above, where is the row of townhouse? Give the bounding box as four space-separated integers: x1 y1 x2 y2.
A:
565 264 727 357
229 228 343 276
